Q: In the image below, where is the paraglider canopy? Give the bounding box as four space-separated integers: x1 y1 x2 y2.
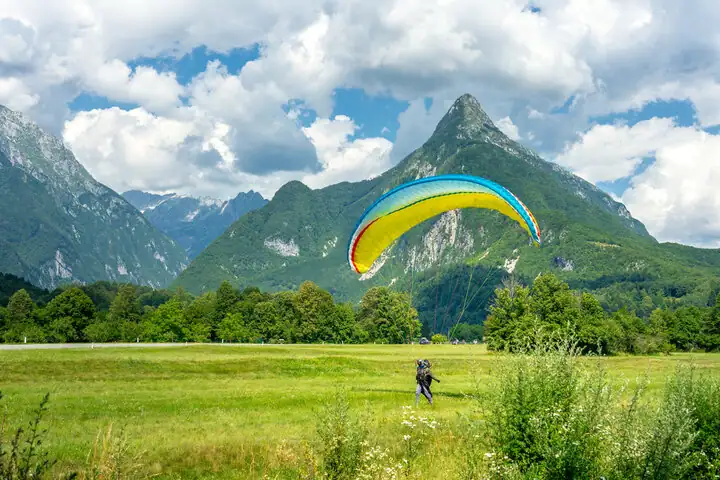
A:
347 174 541 274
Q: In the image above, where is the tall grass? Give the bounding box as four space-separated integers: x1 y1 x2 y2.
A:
0 392 54 480
66 423 145 480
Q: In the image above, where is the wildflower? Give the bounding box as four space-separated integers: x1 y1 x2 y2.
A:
403 435 411 441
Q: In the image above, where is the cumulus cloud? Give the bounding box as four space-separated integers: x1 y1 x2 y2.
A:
0 77 38 111
553 117 681 183
63 107 211 193
84 61 184 112
62 106 310 199
301 115 393 189
3 0 720 247
621 132 720 247
496 116 521 141
63 106 392 199
556 117 720 246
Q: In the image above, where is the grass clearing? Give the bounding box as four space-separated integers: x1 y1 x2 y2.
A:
2 344 720 478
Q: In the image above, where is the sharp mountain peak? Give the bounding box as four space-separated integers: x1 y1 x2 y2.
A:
431 93 497 139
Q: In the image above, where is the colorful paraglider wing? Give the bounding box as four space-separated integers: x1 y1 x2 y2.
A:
347 174 541 274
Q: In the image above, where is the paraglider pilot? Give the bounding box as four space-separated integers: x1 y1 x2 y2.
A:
415 359 440 406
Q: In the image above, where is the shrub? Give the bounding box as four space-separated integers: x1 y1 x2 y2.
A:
315 390 368 480
458 334 716 479
473 339 612 478
431 334 447 344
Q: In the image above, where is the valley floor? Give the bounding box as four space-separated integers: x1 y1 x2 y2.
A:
1 344 720 478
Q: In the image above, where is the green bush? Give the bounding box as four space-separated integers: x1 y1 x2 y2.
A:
315 391 368 480
431 334 448 344
458 334 720 479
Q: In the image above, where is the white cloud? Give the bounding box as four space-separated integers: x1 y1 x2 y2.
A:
0 77 39 111
553 117 682 183
621 129 720 247
63 107 210 193
301 115 393 189
4 0 720 247
84 61 184 112
496 116 521 141
528 108 545 119
62 106 392 199
555 117 720 246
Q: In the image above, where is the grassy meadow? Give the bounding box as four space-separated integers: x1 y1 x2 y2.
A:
2 344 720 479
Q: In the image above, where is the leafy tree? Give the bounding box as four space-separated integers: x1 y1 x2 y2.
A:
671 306 703 351
184 292 217 341
485 274 651 355
484 280 532 351
47 317 77 343
331 302 362 344
0 273 51 307
217 313 252 342
84 320 119 343
529 273 582 335
215 281 239 321
449 322 484 342
141 297 186 342
108 284 141 324
576 292 612 353
357 287 421 344
75 281 119 311
293 281 337 343
3 289 38 343
252 300 289 343
137 289 173 309
7 289 35 325
268 291 300 343
43 287 96 342
701 293 720 351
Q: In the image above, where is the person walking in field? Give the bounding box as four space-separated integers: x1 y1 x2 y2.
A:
415 359 440 406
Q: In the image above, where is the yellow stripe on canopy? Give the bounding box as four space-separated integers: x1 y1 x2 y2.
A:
351 191 529 274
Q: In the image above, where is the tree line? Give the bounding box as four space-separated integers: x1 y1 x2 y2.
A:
3 271 719 351
0 280 424 344
484 272 720 354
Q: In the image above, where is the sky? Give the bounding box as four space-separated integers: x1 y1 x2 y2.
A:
2 0 720 248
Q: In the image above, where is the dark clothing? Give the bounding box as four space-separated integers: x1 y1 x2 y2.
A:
415 367 439 405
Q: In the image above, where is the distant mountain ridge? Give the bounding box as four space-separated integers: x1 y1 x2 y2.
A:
0 104 188 290
173 94 720 329
122 190 268 258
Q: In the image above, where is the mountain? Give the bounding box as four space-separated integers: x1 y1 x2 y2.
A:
0 105 188 290
173 94 720 329
121 191 176 213
122 190 268 258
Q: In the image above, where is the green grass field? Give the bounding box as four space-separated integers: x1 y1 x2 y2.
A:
2 344 720 479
